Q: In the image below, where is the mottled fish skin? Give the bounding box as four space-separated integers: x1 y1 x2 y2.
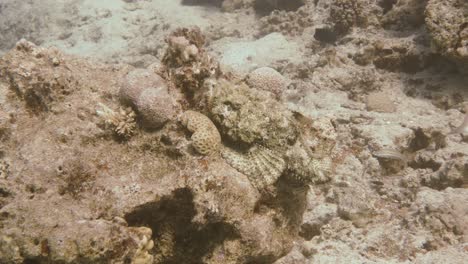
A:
221 145 285 190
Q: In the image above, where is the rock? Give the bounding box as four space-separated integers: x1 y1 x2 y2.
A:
0 40 77 113
301 203 337 240
425 0 468 72
180 110 222 155
221 0 251 12
333 185 377 227
372 37 432 73
0 202 154 263
409 187 468 249
381 0 427 30
414 244 468 264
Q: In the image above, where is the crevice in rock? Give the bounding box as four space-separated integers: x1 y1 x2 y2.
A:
314 27 338 44
408 158 442 171
408 128 430 152
378 0 397 14
254 179 308 230
125 188 239 264
299 223 321 240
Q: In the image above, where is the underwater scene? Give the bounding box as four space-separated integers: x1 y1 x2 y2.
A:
0 0 467 263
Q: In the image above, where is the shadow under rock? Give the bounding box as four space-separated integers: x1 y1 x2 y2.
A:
125 187 239 264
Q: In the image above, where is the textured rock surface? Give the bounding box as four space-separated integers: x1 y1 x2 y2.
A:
425 0 468 71
258 5 313 36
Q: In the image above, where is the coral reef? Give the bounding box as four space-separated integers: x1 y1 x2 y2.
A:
131 227 155 264
180 110 222 155
0 39 77 113
1 1 468 263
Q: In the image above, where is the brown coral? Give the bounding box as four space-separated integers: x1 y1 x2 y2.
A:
180 110 222 155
